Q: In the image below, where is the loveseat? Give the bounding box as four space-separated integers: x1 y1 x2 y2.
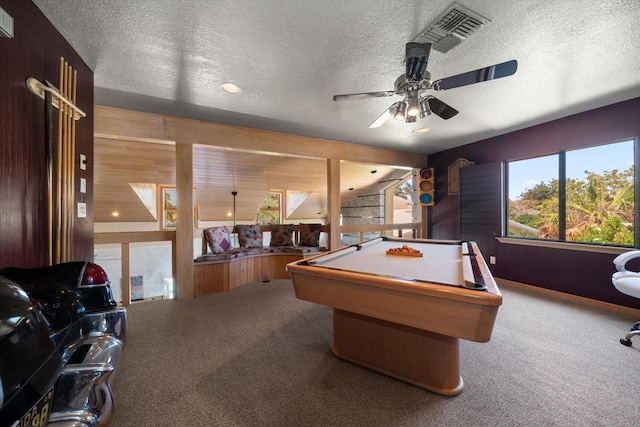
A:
194 224 326 295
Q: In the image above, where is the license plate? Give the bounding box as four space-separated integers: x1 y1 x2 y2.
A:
12 386 54 427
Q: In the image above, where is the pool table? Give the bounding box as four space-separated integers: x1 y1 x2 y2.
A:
287 237 502 395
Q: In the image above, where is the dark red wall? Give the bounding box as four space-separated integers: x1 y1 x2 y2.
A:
428 97 640 309
0 0 94 268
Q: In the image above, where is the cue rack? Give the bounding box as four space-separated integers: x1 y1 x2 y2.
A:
27 57 87 265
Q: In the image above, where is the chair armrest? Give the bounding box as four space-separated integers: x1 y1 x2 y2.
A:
613 250 640 272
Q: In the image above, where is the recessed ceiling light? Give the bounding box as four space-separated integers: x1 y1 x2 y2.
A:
221 82 241 94
111 211 120 217
413 127 430 133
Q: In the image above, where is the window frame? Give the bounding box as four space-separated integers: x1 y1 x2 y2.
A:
256 191 283 225
386 172 417 238
503 137 638 249
159 186 198 230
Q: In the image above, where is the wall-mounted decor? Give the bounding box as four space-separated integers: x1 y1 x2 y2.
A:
27 57 87 264
418 168 435 206
131 275 143 301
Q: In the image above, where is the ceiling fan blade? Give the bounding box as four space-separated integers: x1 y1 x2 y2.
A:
333 91 395 101
369 102 402 128
432 59 518 91
428 97 459 120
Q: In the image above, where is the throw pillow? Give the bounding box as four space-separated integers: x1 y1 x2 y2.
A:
298 223 322 247
235 224 263 248
270 224 294 246
204 226 232 254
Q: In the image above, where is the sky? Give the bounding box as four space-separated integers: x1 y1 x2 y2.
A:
508 139 634 200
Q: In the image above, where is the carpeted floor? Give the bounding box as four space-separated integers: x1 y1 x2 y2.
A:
110 280 640 426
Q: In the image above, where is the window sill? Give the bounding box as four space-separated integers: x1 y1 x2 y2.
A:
495 237 631 255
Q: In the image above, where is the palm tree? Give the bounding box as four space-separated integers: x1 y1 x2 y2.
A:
565 173 634 243
514 168 634 244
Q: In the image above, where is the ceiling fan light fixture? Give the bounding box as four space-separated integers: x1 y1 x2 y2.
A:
407 94 420 117
394 102 407 121
419 97 432 118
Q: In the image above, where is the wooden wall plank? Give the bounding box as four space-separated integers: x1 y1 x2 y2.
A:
0 1 94 268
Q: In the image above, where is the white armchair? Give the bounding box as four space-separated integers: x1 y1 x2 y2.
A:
612 251 640 346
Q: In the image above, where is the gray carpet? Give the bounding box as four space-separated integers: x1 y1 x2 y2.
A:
110 280 640 426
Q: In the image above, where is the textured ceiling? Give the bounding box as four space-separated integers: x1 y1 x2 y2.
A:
33 0 640 155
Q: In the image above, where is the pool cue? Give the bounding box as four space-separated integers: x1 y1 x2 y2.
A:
67 67 77 261
64 60 73 262
62 59 70 262
60 62 69 262
64 61 70 261
45 90 54 265
54 57 64 264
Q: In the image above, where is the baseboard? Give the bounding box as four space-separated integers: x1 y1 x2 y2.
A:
495 277 640 317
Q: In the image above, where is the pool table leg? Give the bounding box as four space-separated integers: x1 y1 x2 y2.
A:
331 309 464 396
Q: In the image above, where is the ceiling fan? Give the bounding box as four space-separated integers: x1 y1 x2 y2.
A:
333 42 517 128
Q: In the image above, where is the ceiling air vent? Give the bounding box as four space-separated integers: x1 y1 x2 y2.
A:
412 2 489 53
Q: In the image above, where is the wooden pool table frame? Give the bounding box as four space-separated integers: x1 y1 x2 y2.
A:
288 238 502 396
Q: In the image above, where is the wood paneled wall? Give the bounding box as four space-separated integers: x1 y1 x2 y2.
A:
427 97 640 309
0 0 94 268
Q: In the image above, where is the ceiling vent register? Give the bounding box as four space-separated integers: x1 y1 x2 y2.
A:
412 2 489 53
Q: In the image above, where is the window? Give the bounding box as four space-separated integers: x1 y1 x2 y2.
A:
162 188 178 228
392 176 414 222
160 186 198 229
506 139 635 246
390 175 416 237
257 192 282 225
507 155 559 238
